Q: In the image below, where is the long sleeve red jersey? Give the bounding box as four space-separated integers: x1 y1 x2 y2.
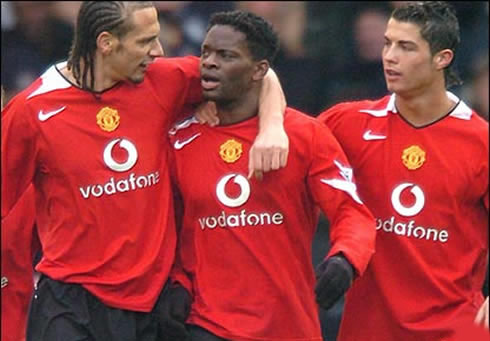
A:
169 108 376 341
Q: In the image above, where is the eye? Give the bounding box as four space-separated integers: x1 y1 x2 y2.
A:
219 51 234 59
400 44 415 51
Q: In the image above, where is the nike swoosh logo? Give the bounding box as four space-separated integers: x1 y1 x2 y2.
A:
174 133 201 150
363 130 386 141
38 106 66 122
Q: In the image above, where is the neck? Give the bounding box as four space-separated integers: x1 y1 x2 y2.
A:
216 89 260 126
62 56 119 92
395 81 455 127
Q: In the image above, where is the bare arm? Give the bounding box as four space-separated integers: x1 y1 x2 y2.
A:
248 68 288 179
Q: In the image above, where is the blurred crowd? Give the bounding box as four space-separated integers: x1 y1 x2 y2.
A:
1 2 488 340
2 1 488 120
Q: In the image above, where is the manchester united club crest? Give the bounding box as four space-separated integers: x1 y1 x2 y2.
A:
402 145 426 170
96 107 120 132
220 139 242 163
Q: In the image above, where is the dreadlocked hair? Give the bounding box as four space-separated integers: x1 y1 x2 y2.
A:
67 1 154 90
207 10 280 65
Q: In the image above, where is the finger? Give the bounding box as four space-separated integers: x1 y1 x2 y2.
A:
315 275 334 301
248 147 263 179
254 170 263 181
316 284 342 310
270 148 281 170
261 150 272 173
320 292 342 310
195 115 206 124
203 112 219 126
280 148 289 168
248 167 254 180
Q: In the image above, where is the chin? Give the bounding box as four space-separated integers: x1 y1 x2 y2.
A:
130 76 145 84
202 92 220 101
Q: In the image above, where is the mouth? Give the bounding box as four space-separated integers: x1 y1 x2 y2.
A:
139 60 153 71
385 69 402 78
201 74 220 91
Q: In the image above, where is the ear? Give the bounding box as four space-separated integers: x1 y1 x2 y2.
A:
96 31 117 55
252 60 269 82
434 49 454 70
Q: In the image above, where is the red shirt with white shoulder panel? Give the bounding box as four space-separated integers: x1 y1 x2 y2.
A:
1 56 201 312
169 108 376 341
318 93 489 341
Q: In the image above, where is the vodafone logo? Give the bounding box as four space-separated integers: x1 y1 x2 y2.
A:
103 138 138 172
216 174 250 208
198 173 284 230
377 183 449 243
391 183 425 217
78 138 161 199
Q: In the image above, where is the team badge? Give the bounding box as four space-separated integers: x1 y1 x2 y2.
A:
402 145 426 170
96 107 120 132
220 139 242 163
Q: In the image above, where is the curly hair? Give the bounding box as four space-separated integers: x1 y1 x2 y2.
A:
207 10 280 64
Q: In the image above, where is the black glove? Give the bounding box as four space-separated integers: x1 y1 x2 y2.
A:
158 285 192 341
315 254 355 310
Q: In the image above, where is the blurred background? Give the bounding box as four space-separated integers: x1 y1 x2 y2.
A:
1 1 488 340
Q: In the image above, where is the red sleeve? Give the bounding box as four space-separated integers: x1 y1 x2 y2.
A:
1 96 38 219
307 121 376 276
1 184 38 341
147 56 202 124
168 148 193 294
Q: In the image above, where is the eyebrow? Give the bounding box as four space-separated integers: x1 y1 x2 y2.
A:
136 35 157 44
385 36 417 46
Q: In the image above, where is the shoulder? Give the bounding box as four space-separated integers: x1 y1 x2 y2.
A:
447 95 488 146
3 62 73 122
168 115 202 139
284 107 338 144
147 56 200 78
317 95 392 127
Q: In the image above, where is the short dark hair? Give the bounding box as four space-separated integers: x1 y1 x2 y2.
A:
391 1 462 88
207 10 280 64
67 1 154 90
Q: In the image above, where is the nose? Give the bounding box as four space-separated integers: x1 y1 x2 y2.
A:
382 45 397 64
201 52 217 69
150 39 164 58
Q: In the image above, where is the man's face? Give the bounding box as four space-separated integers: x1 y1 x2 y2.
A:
200 25 256 103
382 18 438 95
109 7 164 84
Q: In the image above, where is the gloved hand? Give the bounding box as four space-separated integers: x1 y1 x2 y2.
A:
157 285 192 341
315 254 355 310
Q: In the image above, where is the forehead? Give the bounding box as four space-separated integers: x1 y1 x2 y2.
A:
385 18 424 43
203 25 248 51
124 7 160 39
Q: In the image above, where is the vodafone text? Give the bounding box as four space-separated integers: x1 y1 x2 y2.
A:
376 216 449 243
79 171 160 199
198 210 284 230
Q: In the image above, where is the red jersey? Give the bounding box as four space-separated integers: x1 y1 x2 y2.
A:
169 109 376 341
1 56 202 312
1 185 39 341
318 93 489 341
